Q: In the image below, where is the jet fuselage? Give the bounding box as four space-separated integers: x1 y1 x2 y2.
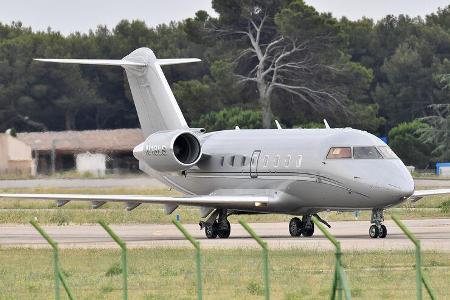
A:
138 128 415 215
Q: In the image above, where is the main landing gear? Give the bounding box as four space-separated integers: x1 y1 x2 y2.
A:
199 209 231 239
369 208 387 238
289 214 330 237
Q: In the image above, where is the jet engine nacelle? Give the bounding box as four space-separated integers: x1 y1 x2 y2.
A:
134 130 202 172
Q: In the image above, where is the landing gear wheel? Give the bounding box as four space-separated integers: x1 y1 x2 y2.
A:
218 220 231 239
379 224 387 238
289 217 303 237
369 225 379 238
302 223 315 237
205 221 218 239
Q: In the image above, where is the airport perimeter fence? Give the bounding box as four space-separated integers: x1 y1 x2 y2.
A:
23 217 439 300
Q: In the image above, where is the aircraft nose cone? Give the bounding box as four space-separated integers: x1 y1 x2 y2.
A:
396 177 415 197
388 164 415 198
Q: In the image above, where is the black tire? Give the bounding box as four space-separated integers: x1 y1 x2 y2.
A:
289 217 303 237
205 222 218 239
379 225 387 238
369 224 379 238
302 223 315 237
218 220 231 239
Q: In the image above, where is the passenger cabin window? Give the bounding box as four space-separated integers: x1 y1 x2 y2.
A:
220 156 225 167
274 155 280 167
263 155 269 168
353 147 382 159
285 155 291 168
327 147 352 159
241 156 246 166
296 155 303 167
229 156 235 166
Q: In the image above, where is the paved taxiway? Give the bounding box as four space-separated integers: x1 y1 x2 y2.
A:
1 219 449 251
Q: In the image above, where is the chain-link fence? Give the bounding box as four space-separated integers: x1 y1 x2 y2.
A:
0 218 445 299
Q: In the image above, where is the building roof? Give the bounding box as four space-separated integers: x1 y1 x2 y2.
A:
17 129 144 152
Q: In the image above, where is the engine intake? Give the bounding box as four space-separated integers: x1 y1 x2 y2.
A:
134 130 202 172
173 132 201 165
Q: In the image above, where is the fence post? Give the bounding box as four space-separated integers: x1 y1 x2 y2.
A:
98 221 128 300
239 220 270 300
391 215 436 300
172 220 203 300
311 216 351 300
29 220 75 300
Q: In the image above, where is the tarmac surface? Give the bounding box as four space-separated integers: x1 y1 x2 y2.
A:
1 219 449 251
0 177 449 189
0 177 164 189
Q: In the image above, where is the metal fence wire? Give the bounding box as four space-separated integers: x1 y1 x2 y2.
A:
19 217 444 299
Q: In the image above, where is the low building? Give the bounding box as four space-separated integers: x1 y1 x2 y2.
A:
436 163 450 177
17 129 144 175
0 133 35 176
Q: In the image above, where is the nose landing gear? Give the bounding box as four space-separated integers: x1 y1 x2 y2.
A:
369 208 387 238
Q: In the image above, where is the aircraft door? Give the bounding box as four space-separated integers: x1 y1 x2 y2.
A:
250 150 261 178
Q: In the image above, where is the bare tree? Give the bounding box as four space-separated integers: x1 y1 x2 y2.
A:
217 12 343 128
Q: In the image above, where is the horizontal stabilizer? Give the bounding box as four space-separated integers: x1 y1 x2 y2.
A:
34 58 201 67
34 58 146 66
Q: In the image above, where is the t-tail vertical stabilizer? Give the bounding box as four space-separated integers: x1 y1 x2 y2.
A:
35 47 201 137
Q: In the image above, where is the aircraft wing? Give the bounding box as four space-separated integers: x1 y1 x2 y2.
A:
0 193 270 211
408 189 450 202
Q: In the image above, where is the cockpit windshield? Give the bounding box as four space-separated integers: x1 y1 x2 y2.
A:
326 145 399 159
326 147 352 159
353 146 382 159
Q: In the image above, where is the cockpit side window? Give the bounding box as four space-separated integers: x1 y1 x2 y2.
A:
377 146 399 159
326 147 352 159
353 146 382 159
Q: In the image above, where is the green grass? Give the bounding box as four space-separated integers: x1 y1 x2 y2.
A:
0 187 449 224
0 248 448 299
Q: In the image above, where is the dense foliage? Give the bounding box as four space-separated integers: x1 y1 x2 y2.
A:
0 1 449 165
192 107 262 131
388 120 434 168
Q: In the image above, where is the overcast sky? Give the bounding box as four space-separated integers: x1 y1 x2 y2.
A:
0 0 448 35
